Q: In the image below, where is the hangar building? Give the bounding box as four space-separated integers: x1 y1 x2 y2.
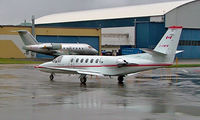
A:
36 0 200 58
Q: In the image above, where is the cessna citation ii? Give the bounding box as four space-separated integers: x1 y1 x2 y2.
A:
35 26 182 84
18 30 98 56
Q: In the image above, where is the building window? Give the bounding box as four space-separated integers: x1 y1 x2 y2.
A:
179 40 200 46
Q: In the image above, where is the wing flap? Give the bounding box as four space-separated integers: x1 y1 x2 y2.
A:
77 70 104 76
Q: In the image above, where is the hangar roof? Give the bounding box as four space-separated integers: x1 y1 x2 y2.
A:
36 0 194 24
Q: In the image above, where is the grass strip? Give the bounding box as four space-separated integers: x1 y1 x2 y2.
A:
0 58 43 64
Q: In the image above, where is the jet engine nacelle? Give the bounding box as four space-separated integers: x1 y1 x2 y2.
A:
42 43 62 50
117 58 128 67
51 43 62 50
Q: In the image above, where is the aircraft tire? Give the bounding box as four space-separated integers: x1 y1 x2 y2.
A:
80 77 87 83
50 74 54 81
118 76 124 83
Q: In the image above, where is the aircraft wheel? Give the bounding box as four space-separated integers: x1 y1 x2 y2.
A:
50 74 54 81
118 76 124 83
80 76 87 83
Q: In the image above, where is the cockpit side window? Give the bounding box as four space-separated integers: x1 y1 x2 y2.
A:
52 56 63 63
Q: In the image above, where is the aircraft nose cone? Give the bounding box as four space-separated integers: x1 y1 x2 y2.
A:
34 64 43 69
34 65 39 68
34 62 49 69
92 48 98 55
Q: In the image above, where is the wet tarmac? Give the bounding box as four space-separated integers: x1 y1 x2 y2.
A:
0 64 200 120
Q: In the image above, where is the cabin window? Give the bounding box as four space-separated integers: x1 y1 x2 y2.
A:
80 58 84 63
76 58 79 63
90 59 94 63
85 59 89 63
95 59 99 63
71 58 74 63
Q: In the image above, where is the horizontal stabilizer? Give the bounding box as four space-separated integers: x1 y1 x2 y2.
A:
176 50 184 54
140 48 167 56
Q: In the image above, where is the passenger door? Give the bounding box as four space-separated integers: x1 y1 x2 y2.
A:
70 57 76 68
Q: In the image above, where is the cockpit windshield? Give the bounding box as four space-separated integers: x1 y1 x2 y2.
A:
52 55 63 63
88 45 92 49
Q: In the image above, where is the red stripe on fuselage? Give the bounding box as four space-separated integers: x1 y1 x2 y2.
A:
35 64 172 69
50 64 172 68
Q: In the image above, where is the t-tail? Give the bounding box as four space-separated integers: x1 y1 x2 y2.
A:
18 30 38 45
153 26 183 63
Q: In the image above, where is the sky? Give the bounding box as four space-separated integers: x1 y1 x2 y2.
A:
0 0 186 25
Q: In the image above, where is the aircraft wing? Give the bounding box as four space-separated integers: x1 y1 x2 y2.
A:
76 70 104 76
42 66 104 76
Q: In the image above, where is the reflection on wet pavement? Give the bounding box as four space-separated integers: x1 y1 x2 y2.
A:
0 65 200 120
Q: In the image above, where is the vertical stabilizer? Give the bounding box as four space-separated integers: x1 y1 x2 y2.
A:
18 30 38 45
153 26 182 63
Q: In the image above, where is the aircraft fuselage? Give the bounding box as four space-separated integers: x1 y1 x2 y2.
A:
37 54 172 76
24 43 98 56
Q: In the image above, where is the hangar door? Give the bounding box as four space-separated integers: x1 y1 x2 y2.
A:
102 27 135 46
36 35 99 58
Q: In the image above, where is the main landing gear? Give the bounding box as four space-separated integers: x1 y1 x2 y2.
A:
80 75 87 84
118 75 124 84
49 73 54 81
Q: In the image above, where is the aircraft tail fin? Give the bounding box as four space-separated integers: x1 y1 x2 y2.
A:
153 26 182 63
18 30 38 45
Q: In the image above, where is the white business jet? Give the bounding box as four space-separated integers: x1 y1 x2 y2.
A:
18 30 98 56
35 26 182 84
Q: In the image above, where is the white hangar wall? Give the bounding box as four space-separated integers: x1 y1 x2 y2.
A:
165 0 200 28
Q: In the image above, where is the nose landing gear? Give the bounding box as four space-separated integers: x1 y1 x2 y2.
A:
49 73 54 81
